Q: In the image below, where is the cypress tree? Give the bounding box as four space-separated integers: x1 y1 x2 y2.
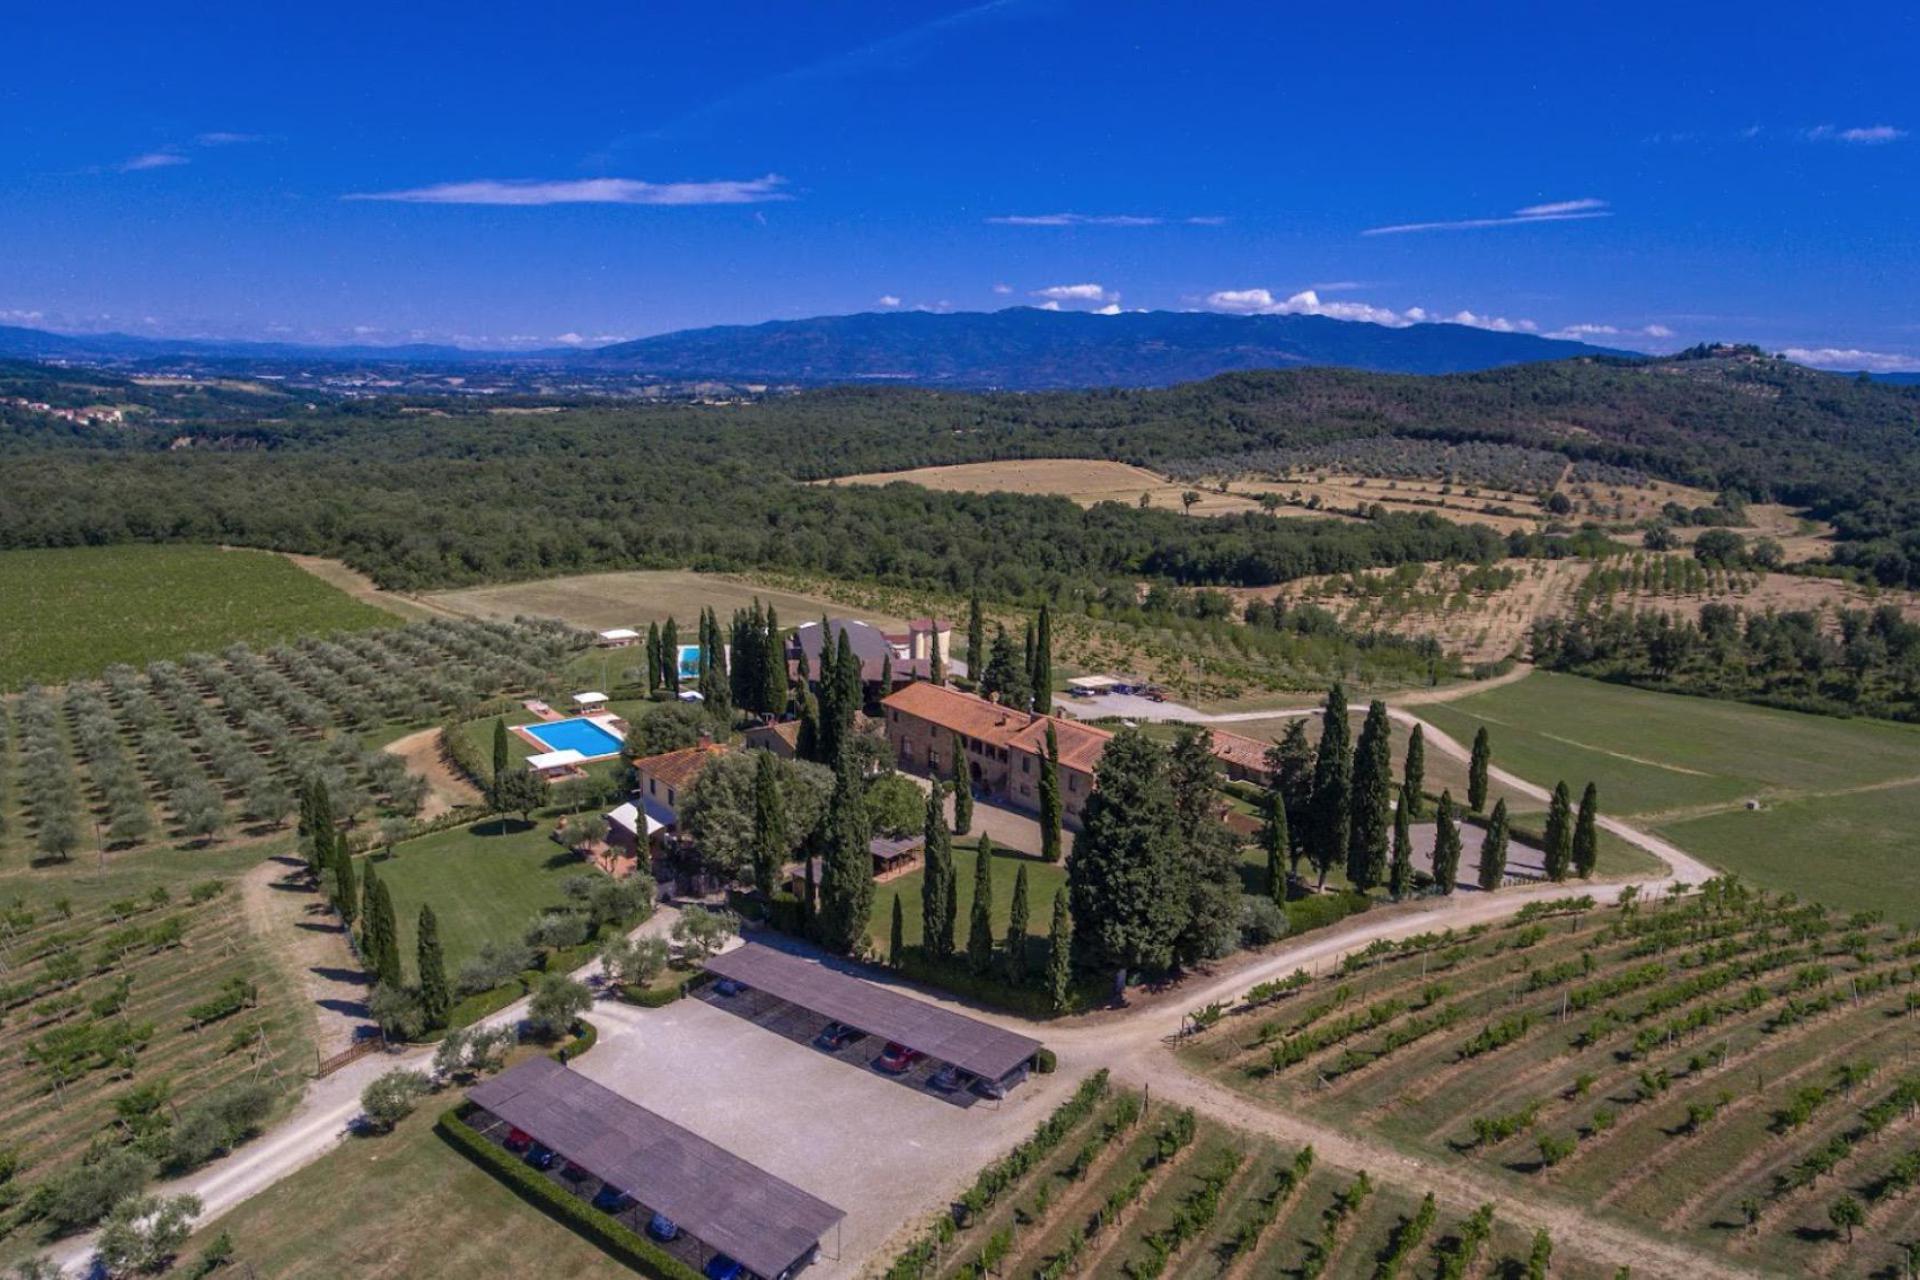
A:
661 618 681 695
418 904 450 1028
967 594 984 679
1388 797 1413 900
1046 889 1073 1012
951 733 974 835
1038 723 1063 864
1573 783 1600 878
796 689 822 763
359 859 382 960
1309 684 1352 888
794 630 810 686
1479 798 1511 891
1068 728 1185 988
982 625 1026 706
1543 781 1574 881
329 829 357 928
1005 863 1030 983
816 753 875 955
373 876 401 990
645 623 662 695
1031 605 1053 715
1264 787 1289 907
1272 719 1315 878
1433 791 1463 894
967 836 996 975
832 627 860 741
764 606 788 715
750 749 788 898
1022 620 1036 709
920 785 952 961
879 652 892 694
930 632 945 686
1347 700 1391 892
490 718 510 794
889 894 905 967
1467 727 1492 813
1402 724 1426 820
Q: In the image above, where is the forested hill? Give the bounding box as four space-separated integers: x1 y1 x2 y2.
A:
3 348 1919 593
575 307 1620 385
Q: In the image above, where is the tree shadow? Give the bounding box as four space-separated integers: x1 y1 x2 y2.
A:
319 997 371 1019
312 966 372 987
476 816 536 838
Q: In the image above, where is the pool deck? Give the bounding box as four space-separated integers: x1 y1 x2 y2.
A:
511 713 628 762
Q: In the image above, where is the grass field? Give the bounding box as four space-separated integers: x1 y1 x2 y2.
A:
1418 671 1920 916
0 545 396 689
182 1094 619 1279
374 817 589 983
424 568 909 635
1177 886 1920 1276
869 842 1068 952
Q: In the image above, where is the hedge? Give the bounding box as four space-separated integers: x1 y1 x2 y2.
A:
1285 890 1371 936
436 1106 704 1280
553 1018 598 1060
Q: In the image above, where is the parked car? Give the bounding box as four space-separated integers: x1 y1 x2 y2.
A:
929 1063 970 1092
704 1255 744 1280
814 1021 862 1050
592 1185 634 1214
714 978 746 996
646 1212 680 1242
876 1042 923 1074
973 1067 1025 1100
525 1142 558 1171
503 1127 534 1153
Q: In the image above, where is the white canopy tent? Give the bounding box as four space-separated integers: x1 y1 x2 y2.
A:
525 748 587 773
570 691 610 709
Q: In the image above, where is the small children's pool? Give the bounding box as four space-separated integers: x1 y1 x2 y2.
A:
520 717 624 759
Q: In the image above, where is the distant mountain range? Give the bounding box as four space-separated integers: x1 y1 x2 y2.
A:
0 308 1623 388
4 309 1911 391
569 308 1624 385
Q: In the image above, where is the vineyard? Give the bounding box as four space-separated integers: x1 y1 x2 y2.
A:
1178 881 1920 1275
0 850 313 1250
882 1070 1620 1280
0 617 584 868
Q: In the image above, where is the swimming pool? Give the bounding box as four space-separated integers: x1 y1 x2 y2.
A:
520 717 624 760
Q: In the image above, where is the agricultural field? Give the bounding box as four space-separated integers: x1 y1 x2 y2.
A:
1418 671 1920 917
424 568 909 635
822 458 1321 519
0 843 313 1256
884 1069 1619 1280
0 616 583 870
0 544 398 689
1177 882 1920 1276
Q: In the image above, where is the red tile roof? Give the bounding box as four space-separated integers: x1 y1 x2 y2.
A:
1207 729 1273 773
883 681 1029 747
1009 714 1111 775
631 743 732 791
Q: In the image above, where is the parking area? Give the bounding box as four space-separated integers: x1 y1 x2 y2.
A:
573 997 1071 1279
698 982 995 1108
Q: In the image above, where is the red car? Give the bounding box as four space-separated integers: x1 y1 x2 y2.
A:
876 1042 922 1074
504 1127 533 1153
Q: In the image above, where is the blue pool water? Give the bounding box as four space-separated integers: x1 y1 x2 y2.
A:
521 717 624 759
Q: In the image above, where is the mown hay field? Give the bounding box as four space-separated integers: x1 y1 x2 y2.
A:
0 545 395 689
425 568 909 634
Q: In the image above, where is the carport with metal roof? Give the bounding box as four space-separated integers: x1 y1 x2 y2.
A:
703 943 1044 1082
467 1056 843 1279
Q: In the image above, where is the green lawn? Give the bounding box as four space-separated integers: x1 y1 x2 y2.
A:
373 817 589 982
0 544 394 688
1419 671 1920 918
182 1098 619 1279
871 841 1068 950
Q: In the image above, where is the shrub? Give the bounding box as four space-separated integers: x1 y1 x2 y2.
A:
1035 1048 1058 1073
1239 895 1289 947
526 974 592 1041
1285 891 1370 935
94 1192 201 1276
360 1070 430 1132
437 1108 703 1280
36 1146 157 1230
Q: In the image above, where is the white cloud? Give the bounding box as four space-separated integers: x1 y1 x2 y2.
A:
991 283 1013 295
1037 300 1061 311
1806 124 1906 144
1204 287 1535 333
987 212 1222 228
1363 198 1611 235
119 151 188 172
195 131 263 146
877 295 901 308
1093 303 1122 315
0 308 45 324
1033 283 1117 304
554 332 589 345
1782 346 1920 372
1546 322 1675 341
346 174 789 205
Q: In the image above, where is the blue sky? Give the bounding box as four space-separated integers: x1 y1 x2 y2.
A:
4 2 1916 367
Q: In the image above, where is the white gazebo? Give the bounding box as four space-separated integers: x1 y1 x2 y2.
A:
525 748 587 779
571 691 611 711
595 628 640 647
